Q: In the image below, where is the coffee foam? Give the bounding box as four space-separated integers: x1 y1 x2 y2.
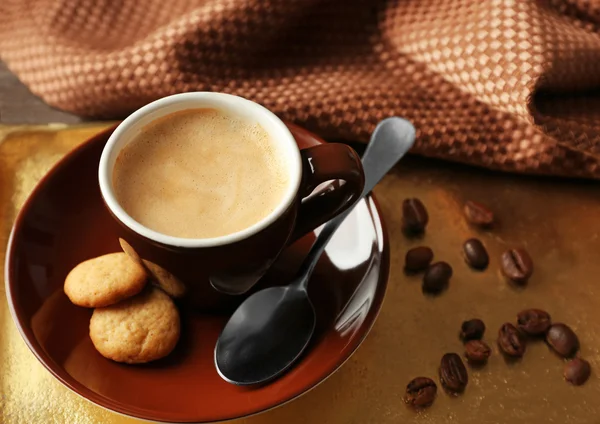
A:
112 108 290 239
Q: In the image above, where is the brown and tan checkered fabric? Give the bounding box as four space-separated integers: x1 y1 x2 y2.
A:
2 0 600 178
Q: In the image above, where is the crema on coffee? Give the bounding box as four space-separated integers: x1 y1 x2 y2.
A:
112 108 289 239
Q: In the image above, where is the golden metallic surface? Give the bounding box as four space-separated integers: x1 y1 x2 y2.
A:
1 125 600 423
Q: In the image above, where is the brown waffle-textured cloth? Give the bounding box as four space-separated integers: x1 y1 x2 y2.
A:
2 0 600 178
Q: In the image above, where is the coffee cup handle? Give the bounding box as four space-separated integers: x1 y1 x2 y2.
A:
289 143 365 243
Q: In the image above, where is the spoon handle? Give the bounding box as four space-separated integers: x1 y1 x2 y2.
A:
294 117 416 289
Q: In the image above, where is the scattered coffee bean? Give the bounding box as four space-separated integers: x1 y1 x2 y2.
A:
464 200 494 227
402 198 429 235
500 248 533 284
464 340 492 364
517 309 552 335
405 377 437 408
546 323 579 358
422 262 452 294
497 323 526 357
460 319 486 341
463 238 489 270
405 246 434 272
564 358 591 386
439 353 468 393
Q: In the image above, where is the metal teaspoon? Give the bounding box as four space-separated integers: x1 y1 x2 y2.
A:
214 117 416 385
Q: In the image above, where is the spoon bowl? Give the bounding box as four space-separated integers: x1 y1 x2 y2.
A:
215 285 316 385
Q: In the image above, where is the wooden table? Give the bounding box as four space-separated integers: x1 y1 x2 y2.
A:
0 60 81 124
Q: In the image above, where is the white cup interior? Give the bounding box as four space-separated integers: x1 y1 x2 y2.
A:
98 92 302 248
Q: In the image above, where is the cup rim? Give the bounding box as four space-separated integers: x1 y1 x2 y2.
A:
98 92 302 248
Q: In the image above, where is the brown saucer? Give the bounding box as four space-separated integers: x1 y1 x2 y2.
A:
5 123 389 423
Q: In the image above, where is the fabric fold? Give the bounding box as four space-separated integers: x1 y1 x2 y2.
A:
2 0 600 177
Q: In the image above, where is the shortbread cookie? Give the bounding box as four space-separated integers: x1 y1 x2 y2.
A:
90 287 180 364
119 238 144 267
119 238 186 299
64 252 147 307
142 260 186 299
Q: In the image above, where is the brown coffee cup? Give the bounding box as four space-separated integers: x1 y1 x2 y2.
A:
98 92 364 311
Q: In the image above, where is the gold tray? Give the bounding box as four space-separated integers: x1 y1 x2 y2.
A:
1 124 599 423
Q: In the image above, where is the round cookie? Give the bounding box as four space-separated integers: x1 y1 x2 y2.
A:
119 238 186 299
119 238 144 267
90 287 180 364
142 260 186 299
64 252 147 307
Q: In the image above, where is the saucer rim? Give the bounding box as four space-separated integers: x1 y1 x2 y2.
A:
5 123 390 423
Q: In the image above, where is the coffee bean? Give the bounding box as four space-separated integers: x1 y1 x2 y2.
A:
564 358 591 386
439 353 468 393
517 309 552 335
546 323 579 357
405 246 434 272
402 198 429 235
460 319 486 341
464 340 492 364
500 248 533 284
405 377 437 408
464 200 494 227
422 262 452 294
497 323 526 357
463 238 489 270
